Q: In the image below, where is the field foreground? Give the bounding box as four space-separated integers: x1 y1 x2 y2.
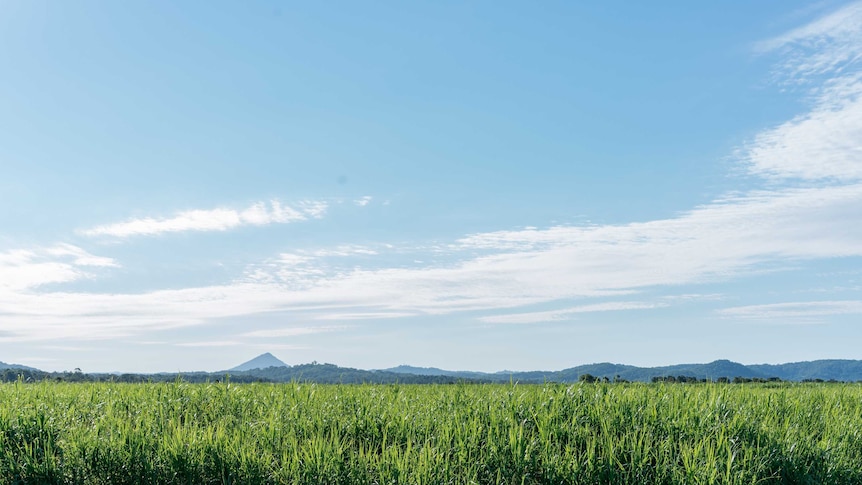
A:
1 382 861 484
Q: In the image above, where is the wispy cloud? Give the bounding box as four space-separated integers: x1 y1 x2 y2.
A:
354 196 372 207
4 179 862 342
306 245 379 257
80 199 328 238
756 1 862 80
45 243 118 267
748 1 862 181
175 341 239 348
298 201 329 219
719 300 862 322
0 244 117 291
743 75 862 181
39 345 94 352
479 301 669 325
241 325 349 338
314 312 416 321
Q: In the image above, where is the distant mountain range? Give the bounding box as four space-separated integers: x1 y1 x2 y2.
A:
381 359 862 383
4 354 862 383
222 355 862 383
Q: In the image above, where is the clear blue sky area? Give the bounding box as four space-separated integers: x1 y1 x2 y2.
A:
2 1 861 372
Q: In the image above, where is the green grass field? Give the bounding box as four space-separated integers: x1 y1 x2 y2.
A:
1 381 860 484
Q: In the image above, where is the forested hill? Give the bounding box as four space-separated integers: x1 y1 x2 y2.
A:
0 364 481 384
229 363 482 384
748 360 862 382
3 359 862 383
383 359 862 383
0 361 40 372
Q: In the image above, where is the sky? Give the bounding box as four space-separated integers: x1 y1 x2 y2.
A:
1 1 862 373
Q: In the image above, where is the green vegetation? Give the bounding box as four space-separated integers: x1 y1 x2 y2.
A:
7 358 862 384
0 364 479 385
1 381 861 484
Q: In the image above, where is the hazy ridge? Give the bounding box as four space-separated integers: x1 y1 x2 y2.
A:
4 356 862 383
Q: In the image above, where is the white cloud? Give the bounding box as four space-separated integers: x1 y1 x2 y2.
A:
354 196 373 207
747 1 862 181
0 283 283 341
4 177 862 342
478 301 669 325
258 344 307 351
306 245 379 257
719 300 862 321
39 345 94 352
756 1 862 80
743 75 862 181
276 253 311 266
4 173 862 342
45 243 118 267
660 293 725 302
297 200 329 219
241 326 348 338
0 245 117 291
5 180 862 341
175 341 239 347
80 199 327 238
315 312 416 321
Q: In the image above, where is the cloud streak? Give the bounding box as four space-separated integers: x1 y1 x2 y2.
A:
719 300 862 321
80 200 328 238
743 73 862 181
748 2 862 181
478 301 669 325
4 181 862 342
0 245 118 292
756 1 862 80
241 325 349 338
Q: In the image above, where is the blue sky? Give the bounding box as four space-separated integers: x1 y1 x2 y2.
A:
2 1 862 373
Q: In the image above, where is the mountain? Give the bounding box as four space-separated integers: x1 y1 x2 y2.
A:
606 359 764 382
229 353 288 371
123 358 862 384
749 360 862 382
0 360 40 372
381 365 498 380
384 359 862 383
233 362 486 384
5 355 860 384
515 360 777 382
384 365 452 376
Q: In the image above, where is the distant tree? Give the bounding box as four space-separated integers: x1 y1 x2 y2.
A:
579 373 597 384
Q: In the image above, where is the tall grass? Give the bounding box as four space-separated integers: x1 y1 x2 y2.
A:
0 381 860 484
